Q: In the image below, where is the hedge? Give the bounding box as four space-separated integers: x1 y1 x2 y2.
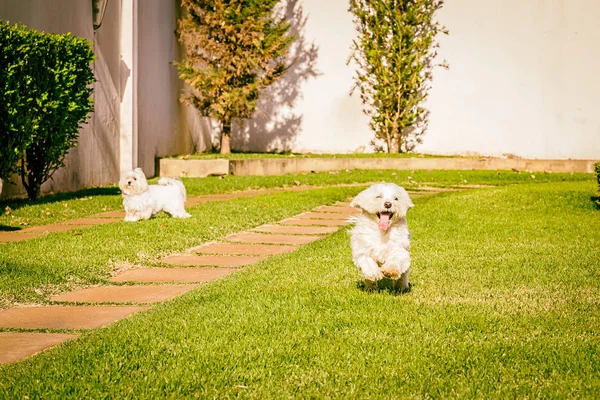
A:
0 21 95 200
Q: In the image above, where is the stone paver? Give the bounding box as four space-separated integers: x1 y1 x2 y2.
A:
96 211 126 218
0 232 45 243
186 194 236 206
58 217 122 225
190 242 297 256
294 212 354 220
50 284 200 304
19 224 90 234
314 205 358 213
253 225 338 235
187 190 282 206
0 306 148 330
280 218 351 227
162 254 266 267
226 233 322 245
0 332 78 364
111 267 237 283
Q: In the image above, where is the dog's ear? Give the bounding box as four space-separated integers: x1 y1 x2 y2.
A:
396 187 414 216
350 186 374 210
132 168 149 192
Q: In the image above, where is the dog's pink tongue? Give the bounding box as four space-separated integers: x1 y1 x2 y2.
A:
378 214 391 231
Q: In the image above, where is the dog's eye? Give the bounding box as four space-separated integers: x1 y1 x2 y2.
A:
376 195 382 199
394 197 398 201
133 177 137 180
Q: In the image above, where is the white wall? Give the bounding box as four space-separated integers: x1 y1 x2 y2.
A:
1 0 597 199
136 0 197 176
421 0 600 159
231 0 371 154
235 0 600 159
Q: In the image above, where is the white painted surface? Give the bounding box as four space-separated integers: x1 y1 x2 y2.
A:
119 0 137 174
420 0 600 159
231 0 371 154
236 0 600 159
136 0 195 176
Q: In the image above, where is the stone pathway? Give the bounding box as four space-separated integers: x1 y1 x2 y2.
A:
0 201 360 365
0 188 441 365
0 192 259 244
0 185 445 244
0 189 306 244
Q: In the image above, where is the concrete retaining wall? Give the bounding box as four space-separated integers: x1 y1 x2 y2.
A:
159 157 597 177
159 159 229 178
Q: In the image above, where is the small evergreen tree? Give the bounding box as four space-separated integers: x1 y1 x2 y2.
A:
176 0 295 154
349 0 448 153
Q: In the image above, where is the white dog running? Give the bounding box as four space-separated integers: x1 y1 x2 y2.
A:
119 168 191 222
349 183 414 291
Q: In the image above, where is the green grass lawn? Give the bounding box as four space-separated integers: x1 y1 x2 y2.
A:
0 169 589 229
1 172 599 397
0 186 359 307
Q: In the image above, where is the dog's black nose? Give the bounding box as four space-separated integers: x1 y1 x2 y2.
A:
384 201 392 209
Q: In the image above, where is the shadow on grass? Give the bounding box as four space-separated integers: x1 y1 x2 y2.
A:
356 279 412 295
0 186 120 212
0 225 21 232
592 195 600 209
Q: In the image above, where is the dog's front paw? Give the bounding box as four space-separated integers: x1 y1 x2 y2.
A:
363 269 383 282
381 268 400 279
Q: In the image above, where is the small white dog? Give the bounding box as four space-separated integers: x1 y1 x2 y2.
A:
349 183 414 291
119 168 191 222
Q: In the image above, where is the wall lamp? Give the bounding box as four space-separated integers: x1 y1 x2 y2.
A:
92 0 109 30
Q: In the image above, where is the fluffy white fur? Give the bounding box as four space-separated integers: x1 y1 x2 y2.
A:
349 183 414 291
119 168 191 222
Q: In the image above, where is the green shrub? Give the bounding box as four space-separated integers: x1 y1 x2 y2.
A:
0 21 95 200
0 22 36 190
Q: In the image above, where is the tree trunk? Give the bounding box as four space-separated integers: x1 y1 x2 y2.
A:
389 134 400 153
22 176 40 201
220 122 231 154
20 154 42 200
385 135 393 153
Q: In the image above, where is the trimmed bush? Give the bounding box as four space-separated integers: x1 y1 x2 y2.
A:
0 22 35 191
0 21 95 200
